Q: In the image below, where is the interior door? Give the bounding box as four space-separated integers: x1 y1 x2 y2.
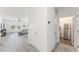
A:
74 15 79 48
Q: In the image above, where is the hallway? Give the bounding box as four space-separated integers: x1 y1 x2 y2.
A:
53 43 76 52
0 33 39 52
60 38 72 46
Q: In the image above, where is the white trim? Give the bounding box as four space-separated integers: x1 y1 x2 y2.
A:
73 15 79 51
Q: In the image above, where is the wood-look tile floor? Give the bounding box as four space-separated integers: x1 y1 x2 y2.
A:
53 43 76 52
0 33 39 52
60 38 72 46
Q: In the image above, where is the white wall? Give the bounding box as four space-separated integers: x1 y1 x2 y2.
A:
47 8 58 51
28 8 47 52
0 7 29 19
57 7 79 17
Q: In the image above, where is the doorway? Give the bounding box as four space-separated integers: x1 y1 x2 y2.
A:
59 16 74 46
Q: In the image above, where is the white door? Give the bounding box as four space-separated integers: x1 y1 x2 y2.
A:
74 15 79 48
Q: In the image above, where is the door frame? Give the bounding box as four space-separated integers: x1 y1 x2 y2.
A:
73 15 78 49
58 16 76 48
